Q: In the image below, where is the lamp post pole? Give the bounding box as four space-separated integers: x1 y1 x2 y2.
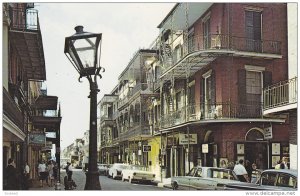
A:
64 25 103 190
84 79 101 190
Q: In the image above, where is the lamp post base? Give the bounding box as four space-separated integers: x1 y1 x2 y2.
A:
84 171 101 190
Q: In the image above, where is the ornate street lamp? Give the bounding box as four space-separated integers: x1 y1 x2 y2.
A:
64 25 104 190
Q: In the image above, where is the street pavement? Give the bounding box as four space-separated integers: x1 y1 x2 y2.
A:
29 168 169 191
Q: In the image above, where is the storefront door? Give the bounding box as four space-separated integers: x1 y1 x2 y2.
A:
245 142 268 169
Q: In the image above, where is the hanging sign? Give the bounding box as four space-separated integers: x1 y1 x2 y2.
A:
264 126 273 139
28 132 46 145
143 145 151 152
202 144 209 153
179 134 197 145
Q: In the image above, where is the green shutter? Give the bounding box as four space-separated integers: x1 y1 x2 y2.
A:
238 69 246 105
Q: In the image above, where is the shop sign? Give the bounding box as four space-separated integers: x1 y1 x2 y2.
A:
28 132 46 145
143 145 151 152
179 134 197 145
264 126 273 139
202 144 209 153
45 132 56 138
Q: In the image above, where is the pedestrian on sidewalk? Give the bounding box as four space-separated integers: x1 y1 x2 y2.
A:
22 162 30 189
53 161 58 184
47 160 54 187
4 158 18 190
38 160 47 187
67 161 73 181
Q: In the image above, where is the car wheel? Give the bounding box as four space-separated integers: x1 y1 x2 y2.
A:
172 182 178 190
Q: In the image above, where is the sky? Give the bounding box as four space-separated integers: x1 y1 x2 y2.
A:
35 2 175 150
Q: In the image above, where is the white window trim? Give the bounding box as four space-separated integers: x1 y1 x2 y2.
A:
244 6 263 12
202 11 211 22
202 69 212 78
245 65 265 72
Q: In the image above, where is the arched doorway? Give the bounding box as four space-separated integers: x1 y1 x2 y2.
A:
244 128 268 169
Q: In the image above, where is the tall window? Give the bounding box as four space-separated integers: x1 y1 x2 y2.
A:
188 29 195 52
246 70 262 104
245 10 262 52
246 70 262 117
173 44 182 63
203 18 211 49
175 91 182 110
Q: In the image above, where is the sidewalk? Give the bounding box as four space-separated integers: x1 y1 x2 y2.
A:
28 174 66 191
156 178 172 189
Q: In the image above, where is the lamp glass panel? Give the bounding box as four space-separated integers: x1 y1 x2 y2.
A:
73 37 97 68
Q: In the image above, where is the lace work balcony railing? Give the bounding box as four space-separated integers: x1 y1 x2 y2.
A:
160 102 263 129
119 125 151 141
161 34 281 74
263 77 297 110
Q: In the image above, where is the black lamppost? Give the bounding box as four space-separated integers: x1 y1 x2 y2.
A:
64 25 103 190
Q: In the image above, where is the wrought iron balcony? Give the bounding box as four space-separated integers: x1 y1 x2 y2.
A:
161 34 282 75
3 87 24 131
119 125 151 141
8 6 46 80
9 7 39 31
160 102 263 129
263 77 297 112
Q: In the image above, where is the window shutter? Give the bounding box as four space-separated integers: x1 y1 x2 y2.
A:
238 69 247 105
263 71 272 88
200 78 205 116
211 70 216 105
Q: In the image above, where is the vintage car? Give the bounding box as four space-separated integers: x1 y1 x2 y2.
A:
121 165 156 183
171 166 239 190
108 163 130 179
97 164 111 175
225 169 297 191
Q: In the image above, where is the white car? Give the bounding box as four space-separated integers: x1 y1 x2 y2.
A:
108 163 130 179
171 166 239 190
121 165 156 183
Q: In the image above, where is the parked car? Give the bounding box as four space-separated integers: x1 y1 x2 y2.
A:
97 164 110 175
108 163 130 179
171 166 239 190
121 165 156 183
225 169 297 191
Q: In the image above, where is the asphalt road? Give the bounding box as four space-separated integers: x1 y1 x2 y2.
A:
61 168 168 191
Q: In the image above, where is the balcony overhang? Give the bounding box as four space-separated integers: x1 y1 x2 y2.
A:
156 118 286 134
263 103 297 115
9 30 46 80
100 119 115 127
34 95 58 110
3 115 26 142
158 3 213 30
160 49 282 80
32 116 61 129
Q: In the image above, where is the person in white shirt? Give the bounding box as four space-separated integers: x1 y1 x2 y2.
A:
66 162 73 181
233 159 249 182
38 160 47 187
